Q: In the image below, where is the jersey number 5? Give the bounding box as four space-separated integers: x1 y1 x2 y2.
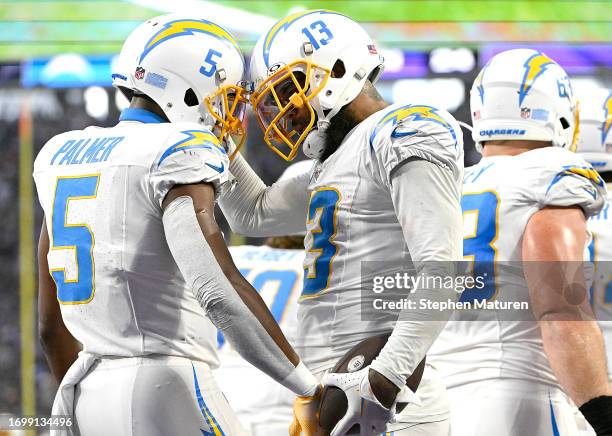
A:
50 174 99 304
301 188 341 299
461 191 499 302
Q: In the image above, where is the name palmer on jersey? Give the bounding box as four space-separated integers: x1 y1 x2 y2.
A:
33 116 231 365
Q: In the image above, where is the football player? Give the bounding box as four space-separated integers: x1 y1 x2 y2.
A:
34 14 318 436
215 160 312 436
578 88 612 376
428 50 612 435
219 10 464 435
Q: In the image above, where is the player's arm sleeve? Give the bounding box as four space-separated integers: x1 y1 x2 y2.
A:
149 128 232 208
218 151 311 236
369 157 464 389
162 195 318 396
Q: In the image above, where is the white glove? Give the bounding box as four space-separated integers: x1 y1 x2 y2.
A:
321 367 394 436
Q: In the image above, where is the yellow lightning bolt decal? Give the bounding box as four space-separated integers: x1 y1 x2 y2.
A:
519 52 554 106
157 130 224 166
546 165 605 197
566 167 605 187
370 105 457 147
140 19 238 63
603 92 612 145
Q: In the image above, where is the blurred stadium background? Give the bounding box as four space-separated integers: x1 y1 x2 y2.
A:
0 0 610 433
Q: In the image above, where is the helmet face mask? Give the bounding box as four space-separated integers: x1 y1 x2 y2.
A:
249 10 384 161
204 83 249 159
112 14 248 157
250 60 330 160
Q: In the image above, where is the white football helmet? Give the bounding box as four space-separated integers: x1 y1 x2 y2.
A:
470 48 579 153
575 88 612 173
249 10 384 160
112 14 248 156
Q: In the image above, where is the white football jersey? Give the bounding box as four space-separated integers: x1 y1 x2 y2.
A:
429 147 607 388
589 187 612 378
33 108 230 366
296 102 463 420
215 245 303 429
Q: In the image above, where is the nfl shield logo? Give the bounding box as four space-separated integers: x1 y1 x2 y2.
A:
135 67 145 80
520 107 531 119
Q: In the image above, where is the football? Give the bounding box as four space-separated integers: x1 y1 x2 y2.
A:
318 332 426 433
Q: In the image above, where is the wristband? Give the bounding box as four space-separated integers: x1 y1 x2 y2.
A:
579 395 612 435
282 361 319 397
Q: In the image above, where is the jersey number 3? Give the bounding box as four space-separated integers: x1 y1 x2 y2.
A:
461 191 499 302
50 174 99 304
301 188 341 299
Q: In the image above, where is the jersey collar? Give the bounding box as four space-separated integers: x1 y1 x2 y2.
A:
119 108 166 124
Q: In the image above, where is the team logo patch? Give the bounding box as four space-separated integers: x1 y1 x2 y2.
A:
347 355 365 372
135 66 145 80
145 72 168 89
531 108 550 121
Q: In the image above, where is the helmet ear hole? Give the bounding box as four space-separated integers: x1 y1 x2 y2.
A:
368 66 382 83
184 88 199 107
331 60 346 78
559 117 570 129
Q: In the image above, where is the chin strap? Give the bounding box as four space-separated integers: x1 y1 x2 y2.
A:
302 120 329 159
301 64 371 160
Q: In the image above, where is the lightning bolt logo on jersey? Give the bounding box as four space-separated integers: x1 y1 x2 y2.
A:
369 104 458 148
546 165 606 199
158 129 226 167
140 19 238 63
518 52 554 106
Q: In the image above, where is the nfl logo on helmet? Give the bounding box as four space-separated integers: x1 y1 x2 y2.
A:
134 66 145 80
